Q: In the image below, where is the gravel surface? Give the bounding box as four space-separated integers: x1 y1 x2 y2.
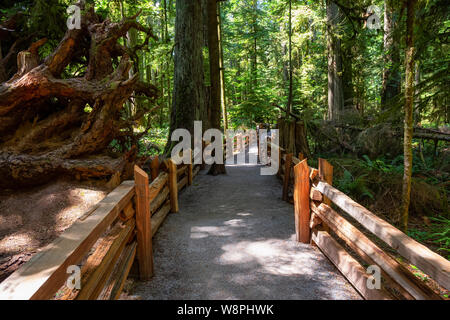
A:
132 146 361 300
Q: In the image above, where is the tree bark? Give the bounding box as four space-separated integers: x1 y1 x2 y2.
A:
207 0 226 175
218 3 228 131
401 0 417 233
286 0 293 118
326 0 344 122
0 8 158 188
167 0 207 154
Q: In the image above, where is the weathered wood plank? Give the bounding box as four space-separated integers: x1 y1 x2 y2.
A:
0 181 135 300
150 185 169 214
76 219 135 300
193 165 201 177
134 166 153 281
309 212 322 230
168 159 179 213
311 231 392 300
108 242 137 300
309 168 319 182
318 159 333 206
316 181 450 291
177 165 187 177
310 188 323 202
151 201 171 237
177 176 188 192
148 172 168 203
99 241 137 300
55 222 125 300
293 159 310 243
311 202 437 300
119 201 135 222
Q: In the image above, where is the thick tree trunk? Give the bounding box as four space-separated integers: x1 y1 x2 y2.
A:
207 0 226 176
167 0 207 153
0 8 158 188
326 0 344 122
401 0 417 233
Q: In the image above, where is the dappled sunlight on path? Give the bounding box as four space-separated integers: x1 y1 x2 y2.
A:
132 143 361 300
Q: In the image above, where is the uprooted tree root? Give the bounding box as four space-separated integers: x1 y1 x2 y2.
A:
0 7 159 188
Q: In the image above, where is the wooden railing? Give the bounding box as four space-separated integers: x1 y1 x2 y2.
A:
266 141 450 300
0 151 202 300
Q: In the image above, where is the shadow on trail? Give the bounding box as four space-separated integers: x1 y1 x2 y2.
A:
131 144 361 300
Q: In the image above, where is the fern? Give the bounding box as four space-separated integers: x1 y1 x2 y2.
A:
336 170 375 200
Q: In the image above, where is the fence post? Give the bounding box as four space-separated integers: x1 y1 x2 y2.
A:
150 156 159 181
188 149 193 186
134 165 153 280
282 153 293 202
318 159 333 205
200 140 206 170
277 148 283 177
257 128 260 159
293 159 311 243
318 158 333 233
168 159 179 213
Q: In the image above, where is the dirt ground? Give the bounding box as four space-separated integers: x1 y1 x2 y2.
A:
0 180 107 282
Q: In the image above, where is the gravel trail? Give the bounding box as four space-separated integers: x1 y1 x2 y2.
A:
132 145 361 300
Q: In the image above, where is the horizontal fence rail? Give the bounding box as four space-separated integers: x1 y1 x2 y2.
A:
265 140 450 300
0 146 204 300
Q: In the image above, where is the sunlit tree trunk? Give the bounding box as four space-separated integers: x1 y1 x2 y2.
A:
218 3 228 131
286 0 293 118
207 0 226 175
401 0 417 233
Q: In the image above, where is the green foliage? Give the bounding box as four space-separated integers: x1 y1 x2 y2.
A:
409 216 450 259
335 169 375 200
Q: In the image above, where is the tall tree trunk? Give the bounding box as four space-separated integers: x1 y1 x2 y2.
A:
218 2 228 131
342 43 354 110
286 0 293 118
326 0 344 122
381 0 401 108
167 0 207 152
251 0 258 90
206 0 226 175
401 0 417 233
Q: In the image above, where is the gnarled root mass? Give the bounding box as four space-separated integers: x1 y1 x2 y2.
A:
0 8 158 188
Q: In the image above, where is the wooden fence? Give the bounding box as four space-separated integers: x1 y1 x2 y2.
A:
0 151 202 300
266 141 450 300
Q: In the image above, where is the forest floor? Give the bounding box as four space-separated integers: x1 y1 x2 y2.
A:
129 145 361 300
0 180 108 283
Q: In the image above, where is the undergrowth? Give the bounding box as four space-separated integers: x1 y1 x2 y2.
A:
324 152 449 259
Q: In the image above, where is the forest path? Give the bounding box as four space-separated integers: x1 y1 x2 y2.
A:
131 144 361 300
